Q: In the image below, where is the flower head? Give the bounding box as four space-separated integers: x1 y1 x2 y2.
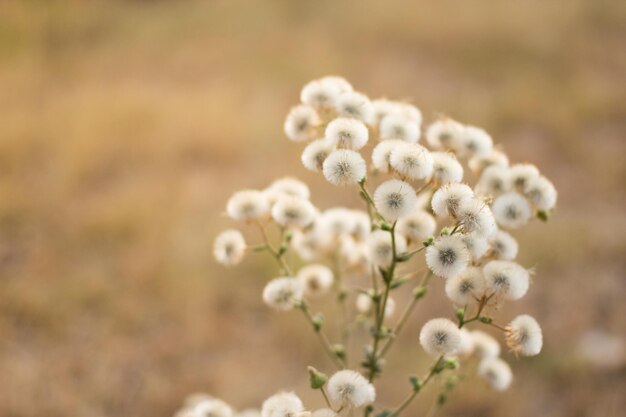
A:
489 230 518 260
445 266 485 305
323 150 367 186
379 114 420 143
461 233 489 261
509 163 539 191
483 260 530 300
271 196 316 228
261 392 305 417
268 178 311 201
327 370 376 407
389 142 433 180
470 330 501 359
336 92 374 123
296 264 334 297
506 314 543 356
455 198 497 237
431 183 475 217
425 235 469 278
475 165 511 197
459 126 493 157
193 399 234 417
478 358 513 391
214 229 246 266
284 105 320 142
325 118 369 150
426 118 464 150
429 152 464 184
373 179 418 221
371 140 405 173
524 175 557 211
262 278 303 311
301 139 335 172
226 190 270 221
301 79 340 108
396 211 436 242
492 193 532 229
468 149 509 174
366 230 407 268
419 318 462 356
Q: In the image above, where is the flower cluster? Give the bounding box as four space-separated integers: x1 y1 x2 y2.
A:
203 76 556 417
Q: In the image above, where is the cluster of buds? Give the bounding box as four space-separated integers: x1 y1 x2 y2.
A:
199 76 556 417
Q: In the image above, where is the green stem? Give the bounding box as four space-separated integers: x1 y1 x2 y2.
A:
298 303 344 369
391 355 444 417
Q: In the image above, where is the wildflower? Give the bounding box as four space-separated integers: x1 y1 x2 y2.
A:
475 165 511 197
320 75 353 94
455 198 497 237
468 149 510 174
291 228 332 261
261 392 305 417
321 207 356 235
470 330 501 359
371 99 399 125
366 230 407 268
524 175 557 211
431 183 475 217
226 190 270 221
339 235 369 267
425 235 470 278
373 179 418 221
429 152 464 184
509 163 539 191
325 118 369 150
506 315 543 356
483 260 530 300
459 126 493 157
489 230 518 260
396 211 437 242
445 266 485 305
213 229 246 266
336 91 374 123
301 139 335 172
301 79 340 108
268 178 311 201
327 370 376 407
322 150 367 186
492 192 532 229
461 233 489 261
395 103 422 124
371 140 405 173
379 114 420 143
388 142 434 180
350 210 371 240
236 410 262 417
193 399 234 417
425 118 464 150
284 105 320 142
478 358 513 391
271 196 316 228
419 318 463 356
296 264 334 298
457 328 475 356
262 278 304 311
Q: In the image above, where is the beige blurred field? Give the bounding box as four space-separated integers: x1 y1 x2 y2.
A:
0 0 625 416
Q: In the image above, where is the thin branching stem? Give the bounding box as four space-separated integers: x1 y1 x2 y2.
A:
298 303 345 369
390 355 445 417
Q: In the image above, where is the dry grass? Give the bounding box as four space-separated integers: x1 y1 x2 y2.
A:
0 1 625 416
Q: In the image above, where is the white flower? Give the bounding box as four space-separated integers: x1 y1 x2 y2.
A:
461 233 489 262
468 149 510 174
323 150 367 186
431 183 475 217
339 235 369 267
489 230 518 260
445 266 485 305
524 175 557 211
475 165 511 197
373 179 418 221
395 103 422 125
506 314 543 356
350 210 371 240
389 142 433 180
483 260 530 300
325 117 369 150
429 152 464 184
425 118 464 150
478 358 513 391
336 92 374 123
492 192 532 229
457 328 475 356
271 196 316 228
291 228 332 261
327 370 376 407
459 126 493 157
425 235 469 278
509 163 540 191
236 410 262 417
262 278 303 311
226 190 270 221
193 399 234 417
419 318 462 356
268 178 311 201
455 198 497 237
371 99 399 125
396 211 437 242
320 75 353 94
356 292 396 318
297 264 334 297
284 105 320 142
311 409 337 417
301 79 340 108
366 230 407 268
214 230 247 266
321 207 356 235
371 140 405 173
301 139 335 172
379 114 420 143
470 330 501 359
261 392 305 417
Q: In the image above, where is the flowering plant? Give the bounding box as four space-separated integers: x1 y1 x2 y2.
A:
184 76 557 417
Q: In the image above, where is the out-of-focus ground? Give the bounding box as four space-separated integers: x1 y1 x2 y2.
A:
0 1 625 416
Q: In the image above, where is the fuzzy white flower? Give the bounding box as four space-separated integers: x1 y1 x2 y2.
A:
371 99 398 125
373 179 418 221
455 198 497 237
291 228 332 261
297 264 334 297
284 105 320 142
271 196 316 228
193 399 234 417
311 409 337 417
323 150 367 186
301 79 340 108
339 235 369 267
429 152 464 184
226 190 270 221
321 207 356 235
301 139 335 172
461 233 489 262
327 370 376 407
419 318 462 356
468 149 510 173
395 103 423 124
431 183 475 217
262 278 303 311
366 230 407 268
350 210 371 240
425 118 464 150
524 175 557 211
396 211 437 242
457 328 475 356
320 75 353 94
489 230 518 260
475 165 511 197
478 358 513 391
268 178 311 201
470 330 501 359
261 392 305 417
459 126 493 157
492 192 532 229
325 118 369 150
425 235 470 278
236 410 262 417
483 260 530 300
214 230 247 266
388 142 433 180
336 92 374 123
379 114 420 143
509 163 540 192
506 314 543 356
445 266 485 305
371 139 405 173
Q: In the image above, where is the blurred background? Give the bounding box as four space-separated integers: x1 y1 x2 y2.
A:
0 0 625 416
